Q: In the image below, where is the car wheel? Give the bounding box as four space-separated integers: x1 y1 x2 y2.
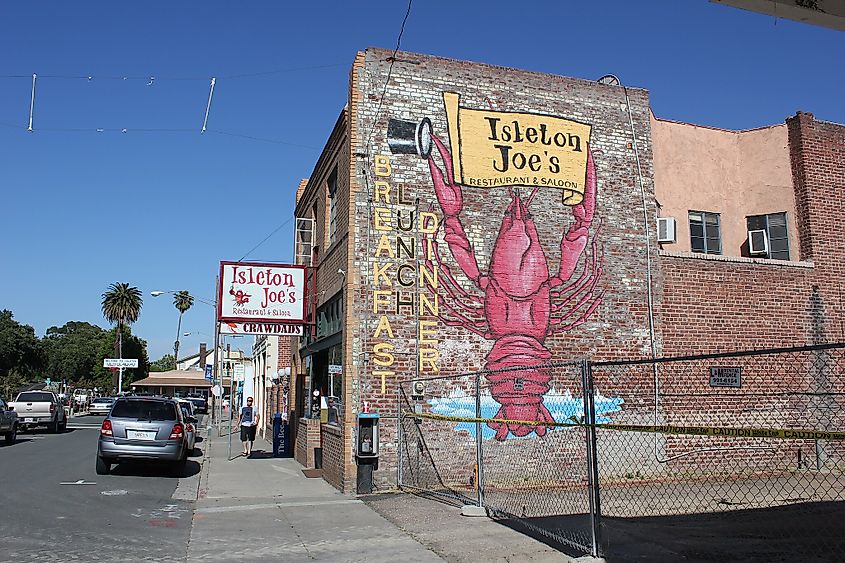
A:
59 418 67 433
4 425 16 444
95 456 111 475
48 419 58 433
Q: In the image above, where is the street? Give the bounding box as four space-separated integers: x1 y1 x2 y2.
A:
0 416 201 562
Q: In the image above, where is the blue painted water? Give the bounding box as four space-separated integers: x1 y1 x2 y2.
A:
428 389 623 440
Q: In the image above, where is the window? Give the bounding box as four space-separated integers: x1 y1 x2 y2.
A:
689 211 722 255
747 212 789 260
327 167 338 246
111 399 177 421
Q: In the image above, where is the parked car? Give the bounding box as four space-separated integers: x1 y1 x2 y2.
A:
9 391 67 433
186 396 207 414
96 397 190 475
88 397 115 416
0 397 19 444
179 404 197 454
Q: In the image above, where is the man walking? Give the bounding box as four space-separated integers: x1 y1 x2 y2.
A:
236 397 260 457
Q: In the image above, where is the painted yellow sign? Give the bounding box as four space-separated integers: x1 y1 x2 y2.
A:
443 92 592 205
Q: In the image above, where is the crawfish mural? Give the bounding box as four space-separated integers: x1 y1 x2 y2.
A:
388 99 604 441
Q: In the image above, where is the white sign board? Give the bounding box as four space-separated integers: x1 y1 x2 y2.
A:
103 358 139 368
710 366 742 388
328 364 343 375
234 363 246 382
218 261 307 323
220 321 303 336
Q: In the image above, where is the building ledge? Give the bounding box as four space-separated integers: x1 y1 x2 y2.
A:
659 249 814 269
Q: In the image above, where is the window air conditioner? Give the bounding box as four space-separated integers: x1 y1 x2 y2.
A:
748 229 769 255
657 217 676 243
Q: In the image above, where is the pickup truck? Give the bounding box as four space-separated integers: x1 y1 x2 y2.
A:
0 397 18 443
9 391 67 433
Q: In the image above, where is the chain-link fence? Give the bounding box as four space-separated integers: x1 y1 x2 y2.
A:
398 343 845 560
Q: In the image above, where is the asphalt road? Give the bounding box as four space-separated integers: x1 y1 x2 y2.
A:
0 416 197 562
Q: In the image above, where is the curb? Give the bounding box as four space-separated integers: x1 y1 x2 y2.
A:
196 426 213 500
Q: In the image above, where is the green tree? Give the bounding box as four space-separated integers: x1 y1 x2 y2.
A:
91 327 149 391
172 291 194 369
150 353 175 372
42 321 106 385
101 282 143 392
0 310 47 398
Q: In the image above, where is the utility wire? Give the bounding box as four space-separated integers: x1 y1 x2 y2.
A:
364 0 413 158
0 62 346 81
237 214 295 262
208 129 321 149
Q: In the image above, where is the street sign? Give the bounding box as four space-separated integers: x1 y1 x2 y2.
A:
204 364 213 381
45 378 51 386
211 385 222 397
103 358 139 368
234 364 245 382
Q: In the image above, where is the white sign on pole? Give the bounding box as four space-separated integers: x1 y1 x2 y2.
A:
103 358 139 368
217 261 307 323
211 385 222 397
219 321 304 336
234 364 245 382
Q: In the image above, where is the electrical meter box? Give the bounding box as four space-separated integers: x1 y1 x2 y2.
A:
356 413 379 461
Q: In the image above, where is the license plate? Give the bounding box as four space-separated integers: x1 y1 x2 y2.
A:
24 418 34 423
127 430 156 440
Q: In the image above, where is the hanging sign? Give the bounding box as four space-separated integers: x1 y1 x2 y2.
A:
219 321 304 336
217 261 307 323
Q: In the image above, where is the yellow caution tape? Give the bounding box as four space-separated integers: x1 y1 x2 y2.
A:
407 412 845 441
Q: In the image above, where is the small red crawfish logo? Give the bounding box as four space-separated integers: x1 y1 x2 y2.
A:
229 285 251 305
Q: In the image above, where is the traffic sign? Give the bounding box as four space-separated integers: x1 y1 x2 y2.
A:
234 364 245 382
103 358 139 368
204 365 213 381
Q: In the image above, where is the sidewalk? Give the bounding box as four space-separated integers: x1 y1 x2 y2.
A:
185 426 443 562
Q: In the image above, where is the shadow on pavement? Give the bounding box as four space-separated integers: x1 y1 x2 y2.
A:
21 428 76 435
109 459 202 479
189 447 204 458
599 501 845 563
0 438 34 447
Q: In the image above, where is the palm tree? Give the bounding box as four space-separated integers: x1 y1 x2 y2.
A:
101 282 143 393
172 291 194 369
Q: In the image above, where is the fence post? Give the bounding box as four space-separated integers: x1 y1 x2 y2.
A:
397 382 403 488
475 371 484 508
582 359 603 557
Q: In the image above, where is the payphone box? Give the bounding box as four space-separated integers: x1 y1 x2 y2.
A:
356 413 379 460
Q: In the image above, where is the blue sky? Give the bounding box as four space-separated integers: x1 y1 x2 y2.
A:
1 1 842 361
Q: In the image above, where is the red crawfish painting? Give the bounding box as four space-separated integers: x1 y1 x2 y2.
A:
388 108 604 441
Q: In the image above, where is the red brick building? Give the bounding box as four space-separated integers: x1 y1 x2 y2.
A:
290 48 845 492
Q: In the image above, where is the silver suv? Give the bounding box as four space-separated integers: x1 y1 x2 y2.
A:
96 397 189 475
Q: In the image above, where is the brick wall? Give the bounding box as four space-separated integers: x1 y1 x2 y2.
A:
347 48 659 488
321 424 349 491
294 417 321 468
297 48 845 490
